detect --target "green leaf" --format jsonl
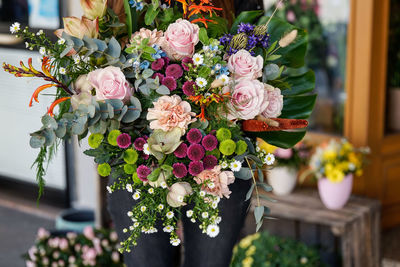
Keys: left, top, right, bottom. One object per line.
{"left": 206, "top": 16, "right": 228, "bottom": 38}
{"left": 245, "top": 130, "right": 306, "bottom": 149}
{"left": 230, "top": 10, "right": 264, "bottom": 34}
{"left": 199, "top": 28, "right": 209, "bottom": 45}
{"left": 123, "top": 0, "right": 132, "bottom": 36}
{"left": 147, "top": 168, "right": 161, "bottom": 182}
{"left": 143, "top": 46, "right": 157, "bottom": 54}
{"left": 281, "top": 70, "right": 315, "bottom": 96}
{"left": 246, "top": 183, "right": 255, "bottom": 201}
{"left": 266, "top": 54, "right": 281, "bottom": 61}
{"left": 145, "top": 5, "right": 160, "bottom": 26}
{"left": 280, "top": 94, "right": 317, "bottom": 119}
{"left": 254, "top": 206, "right": 265, "bottom": 223}
{"left": 41, "top": 115, "right": 58, "bottom": 129}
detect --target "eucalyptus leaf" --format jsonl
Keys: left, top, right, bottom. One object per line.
{"left": 142, "top": 69, "right": 154, "bottom": 79}
{"left": 41, "top": 115, "right": 58, "bottom": 130}
{"left": 254, "top": 206, "right": 265, "bottom": 223}
{"left": 263, "top": 64, "right": 280, "bottom": 81}
{"left": 235, "top": 167, "right": 253, "bottom": 180}
{"left": 30, "top": 134, "right": 46, "bottom": 148}
{"left": 245, "top": 183, "right": 255, "bottom": 201}
{"left": 156, "top": 85, "right": 170, "bottom": 95}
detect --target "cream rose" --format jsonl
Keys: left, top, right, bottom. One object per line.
{"left": 161, "top": 19, "right": 199, "bottom": 61}
{"left": 228, "top": 49, "right": 263, "bottom": 81}
{"left": 87, "top": 66, "right": 132, "bottom": 102}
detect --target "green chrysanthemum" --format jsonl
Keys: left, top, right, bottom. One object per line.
{"left": 124, "top": 164, "right": 136, "bottom": 175}
{"left": 88, "top": 133, "right": 104, "bottom": 149}
{"left": 219, "top": 139, "right": 236, "bottom": 156}
{"left": 108, "top": 130, "right": 121, "bottom": 146}
{"left": 235, "top": 140, "right": 248, "bottom": 155}
{"left": 97, "top": 163, "right": 111, "bottom": 177}
{"left": 132, "top": 172, "right": 142, "bottom": 184}
{"left": 124, "top": 149, "right": 139, "bottom": 164}
{"left": 216, "top": 128, "right": 232, "bottom": 142}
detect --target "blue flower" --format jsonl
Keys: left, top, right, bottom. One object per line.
{"left": 140, "top": 60, "right": 150, "bottom": 70}
{"left": 129, "top": 0, "right": 144, "bottom": 11}
{"left": 150, "top": 44, "right": 167, "bottom": 59}
{"left": 219, "top": 66, "right": 229, "bottom": 76}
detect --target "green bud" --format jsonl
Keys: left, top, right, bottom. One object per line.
{"left": 88, "top": 133, "right": 104, "bottom": 149}
{"left": 98, "top": 163, "right": 111, "bottom": 177}
{"left": 124, "top": 164, "right": 137, "bottom": 175}
{"left": 235, "top": 140, "right": 248, "bottom": 155}
{"left": 108, "top": 130, "right": 121, "bottom": 146}
{"left": 216, "top": 128, "right": 232, "bottom": 142}
{"left": 219, "top": 139, "right": 236, "bottom": 156}
{"left": 132, "top": 172, "right": 142, "bottom": 184}
{"left": 124, "top": 149, "right": 139, "bottom": 164}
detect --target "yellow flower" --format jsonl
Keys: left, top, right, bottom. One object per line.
{"left": 327, "top": 169, "right": 345, "bottom": 183}
{"left": 242, "top": 257, "right": 254, "bottom": 267}
{"left": 348, "top": 152, "right": 361, "bottom": 166}
{"left": 338, "top": 162, "right": 350, "bottom": 172}
{"left": 257, "top": 139, "right": 277, "bottom": 154}
{"left": 356, "top": 169, "right": 363, "bottom": 176}
{"left": 323, "top": 150, "right": 337, "bottom": 161}
{"left": 239, "top": 236, "right": 253, "bottom": 249}
{"left": 245, "top": 245, "right": 257, "bottom": 257}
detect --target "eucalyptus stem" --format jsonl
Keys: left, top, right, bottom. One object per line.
{"left": 245, "top": 157, "right": 260, "bottom": 207}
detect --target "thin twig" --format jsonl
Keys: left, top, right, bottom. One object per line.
{"left": 265, "top": 0, "right": 284, "bottom": 28}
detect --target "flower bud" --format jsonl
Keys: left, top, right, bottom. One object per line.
{"left": 279, "top": 29, "right": 298, "bottom": 48}
{"left": 230, "top": 33, "right": 248, "bottom": 50}
{"left": 80, "top": 0, "right": 107, "bottom": 20}
{"left": 253, "top": 24, "right": 268, "bottom": 36}
{"left": 167, "top": 182, "right": 193, "bottom": 207}
{"left": 61, "top": 16, "right": 99, "bottom": 39}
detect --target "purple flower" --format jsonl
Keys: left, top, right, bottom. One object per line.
{"left": 187, "top": 144, "right": 205, "bottom": 161}
{"left": 117, "top": 133, "right": 131, "bottom": 149}
{"left": 187, "top": 128, "right": 202, "bottom": 144}
{"left": 134, "top": 137, "right": 146, "bottom": 151}
{"left": 201, "top": 134, "right": 218, "bottom": 151}
{"left": 151, "top": 58, "right": 165, "bottom": 71}
{"left": 237, "top": 23, "right": 255, "bottom": 34}
{"left": 162, "top": 57, "right": 170, "bottom": 66}
{"left": 174, "top": 143, "right": 188, "bottom": 158}
{"left": 247, "top": 34, "right": 258, "bottom": 50}
{"left": 165, "top": 64, "right": 183, "bottom": 79}
{"left": 173, "top": 163, "right": 188, "bottom": 178}
{"left": 162, "top": 76, "right": 177, "bottom": 91}
{"left": 182, "top": 81, "right": 195, "bottom": 96}
{"left": 260, "top": 34, "right": 270, "bottom": 48}
{"left": 182, "top": 57, "right": 193, "bottom": 71}
{"left": 142, "top": 153, "right": 149, "bottom": 160}
{"left": 137, "top": 165, "right": 151, "bottom": 181}
{"left": 203, "top": 155, "right": 217, "bottom": 170}
{"left": 219, "top": 34, "right": 233, "bottom": 46}
{"left": 227, "top": 47, "right": 238, "bottom": 56}
{"left": 188, "top": 161, "right": 204, "bottom": 176}
{"left": 153, "top": 73, "right": 165, "bottom": 83}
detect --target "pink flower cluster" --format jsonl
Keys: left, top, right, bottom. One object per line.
{"left": 151, "top": 57, "right": 184, "bottom": 91}
{"left": 172, "top": 129, "right": 219, "bottom": 178}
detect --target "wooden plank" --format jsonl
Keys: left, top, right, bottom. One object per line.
{"left": 341, "top": 225, "right": 353, "bottom": 267}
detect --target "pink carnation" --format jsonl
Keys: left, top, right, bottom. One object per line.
{"left": 166, "top": 64, "right": 183, "bottom": 79}
{"left": 182, "top": 57, "right": 193, "bottom": 71}
{"left": 174, "top": 143, "right": 188, "bottom": 158}
{"left": 227, "top": 49, "right": 263, "bottom": 81}
{"left": 162, "top": 76, "right": 177, "bottom": 91}
{"left": 147, "top": 95, "right": 196, "bottom": 132}
{"left": 262, "top": 84, "right": 284, "bottom": 118}
{"left": 194, "top": 166, "right": 235, "bottom": 198}
{"left": 161, "top": 19, "right": 199, "bottom": 61}
{"left": 182, "top": 81, "right": 195, "bottom": 96}
{"left": 116, "top": 133, "right": 131, "bottom": 149}
{"left": 151, "top": 58, "right": 165, "bottom": 71}
{"left": 133, "top": 137, "right": 146, "bottom": 151}
{"left": 187, "top": 144, "right": 205, "bottom": 161}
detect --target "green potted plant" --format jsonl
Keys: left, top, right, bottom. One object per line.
{"left": 387, "top": 0, "right": 400, "bottom": 131}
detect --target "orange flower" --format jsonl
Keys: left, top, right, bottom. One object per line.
{"left": 47, "top": 97, "right": 71, "bottom": 117}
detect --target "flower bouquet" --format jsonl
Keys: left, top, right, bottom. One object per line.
{"left": 4, "top": 0, "right": 316, "bottom": 252}
{"left": 305, "top": 139, "right": 369, "bottom": 209}
{"left": 24, "top": 227, "right": 122, "bottom": 267}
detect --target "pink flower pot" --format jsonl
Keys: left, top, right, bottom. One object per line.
{"left": 318, "top": 174, "right": 353, "bottom": 210}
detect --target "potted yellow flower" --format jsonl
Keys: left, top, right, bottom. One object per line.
{"left": 306, "top": 139, "right": 369, "bottom": 210}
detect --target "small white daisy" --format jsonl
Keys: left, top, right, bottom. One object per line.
{"left": 177, "top": 195, "right": 184, "bottom": 202}
{"left": 163, "top": 225, "right": 174, "bottom": 233}
{"left": 196, "top": 77, "right": 207, "bottom": 88}
{"left": 230, "top": 160, "right": 242, "bottom": 172}
{"left": 218, "top": 74, "right": 230, "bottom": 85}
{"left": 160, "top": 181, "right": 168, "bottom": 189}
{"left": 215, "top": 216, "right": 222, "bottom": 224}
{"left": 129, "top": 226, "right": 134, "bottom": 230}
{"left": 214, "top": 63, "right": 222, "bottom": 70}
{"left": 126, "top": 184, "right": 133, "bottom": 193}
{"left": 221, "top": 162, "right": 228, "bottom": 169}
{"left": 211, "top": 202, "right": 218, "bottom": 209}
{"left": 186, "top": 210, "right": 193, "bottom": 218}
{"left": 158, "top": 204, "right": 164, "bottom": 210}
{"left": 36, "top": 30, "right": 44, "bottom": 36}
{"left": 39, "top": 47, "right": 46, "bottom": 56}
{"left": 73, "top": 55, "right": 81, "bottom": 64}
{"left": 133, "top": 222, "right": 139, "bottom": 228}
{"left": 259, "top": 152, "right": 264, "bottom": 157}
{"left": 256, "top": 146, "right": 261, "bottom": 152}
{"left": 143, "top": 144, "right": 151, "bottom": 155}
{"left": 132, "top": 191, "right": 141, "bottom": 200}
{"left": 201, "top": 212, "right": 209, "bottom": 219}
{"left": 214, "top": 197, "right": 221, "bottom": 204}
{"left": 106, "top": 186, "right": 112, "bottom": 194}
{"left": 191, "top": 218, "right": 196, "bottom": 223}
{"left": 10, "top": 22, "right": 20, "bottom": 34}
{"left": 200, "top": 191, "right": 206, "bottom": 197}
{"left": 140, "top": 206, "right": 147, "bottom": 212}
{"left": 264, "top": 153, "right": 275, "bottom": 165}
{"left": 208, "top": 182, "right": 215, "bottom": 189}
{"left": 123, "top": 228, "right": 128, "bottom": 233}
{"left": 166, "top": 211, "right": 174, "bottom": 219}
{"left": 127, "top": 211, "right": 133, "bottom": 217}
{"left": 59, "top": 67, "right": 66, "bottom": 75}
{"left": 170, "top": 238, "right": 181, "bottom": 246}
{"left": 148, "top": 188, "right": 154, "bottom": 194}
{"left": 25, "top": 42, "right": 29, "bottom": 48}
{"left": 192, "top": 53, "right": 204, "bottom": 65}
{"left": 58, "top": 38, "right": 66, "bottom": 45}
{"left": 207, "top": 224, "right": 220, "bottom": 238}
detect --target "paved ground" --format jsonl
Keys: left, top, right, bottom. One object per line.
{"left": 0, "top": 205, "right": 54, "bottom": 267}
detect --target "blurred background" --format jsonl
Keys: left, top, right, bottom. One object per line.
{"left": 0, "top": 0, "right": 399, "bottom": 266}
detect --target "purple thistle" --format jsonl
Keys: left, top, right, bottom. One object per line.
{"left": 173, "top": 163, "right": 188, "bottom": 178}
{"left": 201, "top": 134, "right": 218, "bottom": 151}
{"left": 203, "top": 155, "right": 218, "bottom": 170}
{"left": 116, "top": 133, "right": 132, "bottom": 149}
{"left": 137, "top": 165, "right": 151, "bottom": 181}
{"left": 187, "top": 144, "right": 205, "bottom": 161}
{"left": 174, "top": 143, "right": 188, "bottom": 158}
{"left": 188, "top": 161, "right": 204, "bottom": 176}
{"left": 186, "top": 128, "right": 203, "bottom": 144}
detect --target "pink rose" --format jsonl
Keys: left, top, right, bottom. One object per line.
{"left": 131, "top": 28, "right": 163, "bottom": 46}
{"left": 262, "top": 84, "right": 283, "bottom": 118}
{"left": 161, "top": 19, "right": 199, "bottom": 61}
{"left": 194, "top": 166, "right": 235, "bottom": 199}
{"left": 226, "top": 79, "right": 269, "bottom": 120}
{"left": 274, "top": 148, "right": 293, "bottom": 159}
{"left": 227, "top": 49, "right": 263, "bottom": 81}
{"left": 87, "top": 66, "right": 132, "bottom": 102}
{"left": 147, "top": 95, "right": 196, "bottom": 132}
{"left": 83, "top": 226, "right": 95, "bottom": 240}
